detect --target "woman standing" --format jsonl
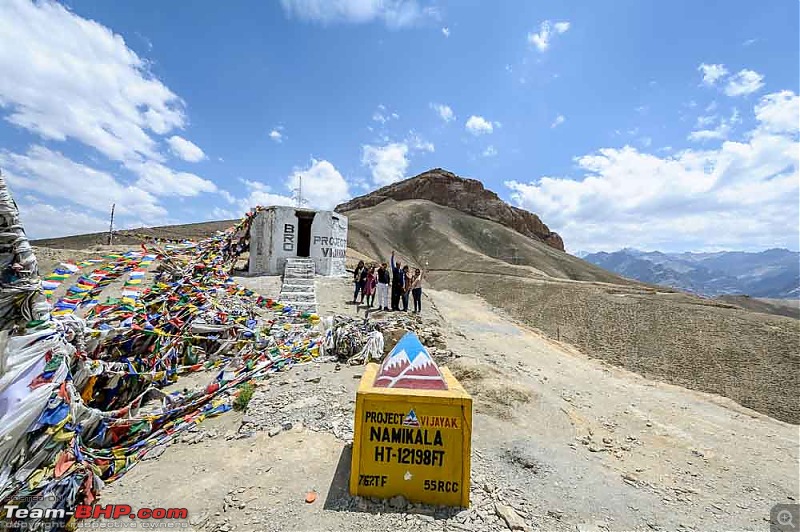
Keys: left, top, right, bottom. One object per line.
{"left": 364, "top": 265, "right": 377, "bottom": 307}
{"left": 353, "top": 260, "right": 365, "bottom": 304}
{"left": 410, "top": 268, "right": 424, "bottom": 313}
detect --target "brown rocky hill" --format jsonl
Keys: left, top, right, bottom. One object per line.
{"left": 336, "top": 168, "right": 565, "bottom": 251}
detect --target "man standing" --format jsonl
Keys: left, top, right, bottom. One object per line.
{"left": 377, "top": 262, "right": 390, "bottom": 311}
{"left": 390, "top": 251, "right": 405, "bottom": 311}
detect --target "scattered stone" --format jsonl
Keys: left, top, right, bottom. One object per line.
{"left": 189, "top": 511, "right": 209, "bottom": 527}
{"left": 268, "top": 426, "right": 282, "bottom": 437}
{"left": 506, "top": 444, "right": 543, "bottom": 472}
{"left": 388, "top": 495, "right": 407, "bottom": 509}
{"left": 281, "top": 421, "right": 293, "bottom": 431}
{"left": 305, "top": 491, "right": 317, "bottom": 504}
{"left": 622, "top": 472, "right": 639, "bottom": 482}
{"left": 305, "top": 376, "right": 322, "bottom": 384}
{"left": 495, "top": 503, "right": 527, "bottom": 531}
{"left": 143, "top": 445, "right": 166, "bottom": 460}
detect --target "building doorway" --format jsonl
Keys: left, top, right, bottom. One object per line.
{"left": 295, "top": 211, "right": 315, "bottom": 257}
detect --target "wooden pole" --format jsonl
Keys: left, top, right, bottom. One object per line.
{"left": 108, "top": 203, "right": 115, "bottom": 245}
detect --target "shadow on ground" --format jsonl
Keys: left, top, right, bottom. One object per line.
{"left": 323, "top": 444, "right": 462, "bottom": 522}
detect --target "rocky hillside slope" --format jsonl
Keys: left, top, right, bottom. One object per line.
{"left": 336, "top": 168, "right": 565, "bottom": 251}
{"left": 345, "top": 198, "right": 628, "bottom": 285}
{"left": 344, "top": 199, "right": 800, "bottom": 424}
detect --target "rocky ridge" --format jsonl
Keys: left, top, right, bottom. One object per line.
{"left": 335, "top": 168, "right": 565, "bottom": 252}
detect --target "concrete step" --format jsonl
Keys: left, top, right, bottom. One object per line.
{"left": 280, "top": 284, "right": 316, "bottom": 293}
{"left": 281, "top": 304, "right": 317, "bottom": 313}
{"left": 283, "top": 268, "right": 314, "bottom": 277}
{"left": 279, "top": 293, "right": 316, "bottom": 303}
{"left": 285, "top": 270, "right": 314, "bottom": 278}
{"left": 279, "top": 298, "right": 317, "bottom": 307}
{"left": 284, "top": 278, "right": 315, "bottom": 287}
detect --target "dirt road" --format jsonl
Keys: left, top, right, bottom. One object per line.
{"left": 96, "top": 277, "right": 799, "bottom": 531}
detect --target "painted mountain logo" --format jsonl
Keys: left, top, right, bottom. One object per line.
{"left": 373, "top": 332, "right": 448, "bottom": 390}
{"left": 402, "top": 409, "right": 420, "bottom": 427}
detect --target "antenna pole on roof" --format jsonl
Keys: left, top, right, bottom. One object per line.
{"left": 107, "top": 203, "right": 115, "bottom": 245}
{"left": 297, "top": 175, "right": 303, "bottom": 207}
{"left": 293, "top": 175, "right": 307, "bottom": 207}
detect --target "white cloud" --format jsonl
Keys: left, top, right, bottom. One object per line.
{"left": 688, "top": 127, "right": 729, "bottom": 142}
{"left": 219, "top": 189, "right": 237, "bottom": 204}
{"left": 483, "top": 145, "right": 497, "bottom": 157}
{"left": 743, "top": 38, "right": 758, "bottom": 47}
{"left": 407, "top": 131, "right": 435, "bottom": 153}
{"left": 698, "top": 63, "right": 728, "bottom": 86}
{"left": 280, "top": 0, "right": 436, "bottom": 28}
{"left": 269, "top": 128, "right": 284, "bottom": 143}
{"left": 167, "top": 135, "right": 206, "bottom": 162}
{"left": 0, "top": 0, "right": 219, "bottom": 227}
{"left": 286, "top": 159, "right": 351, "bottom": 210}
{"left": 211, "top": 207, "right": 239, "bottom": 221}
{"left": 687, "top": 108, "right": 743, "bottom": 142}
{"left": 551, "top": 115, "right": 565, "bottom": 128}
{"left": 696, "top": 115, "right": 717, "bottom": 128}
{"left": 372, "top": 104, "right": 399, "bottom": 124}
{"left": 235, "top": 159, "right": 351, "bottom": 212}
{"left": 17, "top": 200, "right": 111, "bottom": 240}
{"left": 0, "top": 0, "right": 184, "bottom": 163}
{"left": 754, "top": 90, "right": 800, "bottom": 133}
{"left": 688, "top": 120, "right": 730, "bottom": 142}
{"left": 441, "top": 27, "right": 450, "bottom": 37}
{"left": 124, "top": 160, "right": 217, "bottom": 197}
{"left": 724, "top": 69, "right": 765, "bottom": 97}
{"left": 361, "top": 130, "right": 434, "bottom": 185}
{"left": 362, "top": 142, "right": 409, "bottom": 185}
{"left": 238, "top": 179, "right": 295, "bottom": 212}
{"left": 528, "top": 20, "right": 570, "bottom": 53}
{"left": 504, "top": 90, "right": 800, "bottom": 252}
{"left": 466, "top": 115, "right": 494, "bottom": 135}
{"left": 0, "top": 145, "right": 166, "bottom": 220}
{"left": 430, "top": 103, "right": 455, "bottom": 122}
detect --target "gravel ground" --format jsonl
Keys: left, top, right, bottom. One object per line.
{"left": 94, "top": 276, "right": 798, "bottom": 532}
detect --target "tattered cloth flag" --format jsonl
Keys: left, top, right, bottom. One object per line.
{"left": 373, "top": 332, "right": 448, "bottom": 390}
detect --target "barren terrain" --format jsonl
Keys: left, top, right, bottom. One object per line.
{"left": 92, "top": 275, "right": 798, "bottom": 532}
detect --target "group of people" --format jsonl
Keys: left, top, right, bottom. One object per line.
{"left": 352, "top": 251, "right": 425, "bottom": 313}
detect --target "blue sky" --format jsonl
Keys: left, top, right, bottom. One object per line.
{"left": 0, "top": 0, "right": 797, "bottom": 252}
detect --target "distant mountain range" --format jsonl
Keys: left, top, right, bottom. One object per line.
{"left": 583, "top": 248, "right": 800, "bottom": 299}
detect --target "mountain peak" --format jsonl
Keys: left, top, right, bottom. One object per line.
{"left": 336, "top": 168, "right": 565, "bottom": 251}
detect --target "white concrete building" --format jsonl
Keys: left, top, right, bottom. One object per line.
{"left": 248, "top": 206, "right": 348, "bottom": 276}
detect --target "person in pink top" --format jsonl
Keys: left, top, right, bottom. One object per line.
{"left": 363, "top": 265, "right": 378, "bottom": 307}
